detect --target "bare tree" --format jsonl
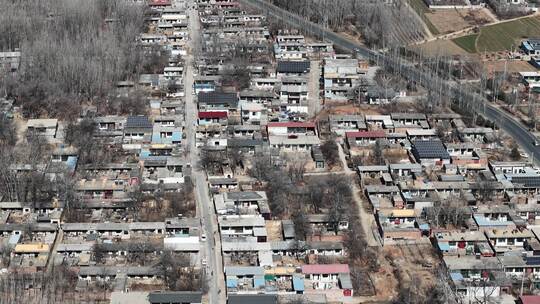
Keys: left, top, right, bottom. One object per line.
{"left": 291, "top": 210, "right": 310, "bottom": 241}
{"left": 320, "top": 140, "right": 339, "bottom": 167}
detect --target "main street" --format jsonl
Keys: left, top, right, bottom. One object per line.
{"left": 240, "top": 0, "right": 540, "bottom": 166}
{"left": 184, "top": 2, "right": 226, "bottom": 303}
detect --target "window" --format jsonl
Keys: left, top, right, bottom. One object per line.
{"left": 160, "top": 132, "right": 173, "bottom": 138}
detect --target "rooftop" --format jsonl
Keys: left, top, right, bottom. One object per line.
{"left": 412, "top": 139, "right": 450, "bottom": 160}
{"left": 276, "top": 60, "right": 310, "bottom": 74}
{"left": 148, "top": 291, "right": 203, "bottom": 304}
{"left": 125, "top": 116, "right": 153, "bottom": 129}
{"left": 301, "top": 264, "right": 350, "bottom": 274}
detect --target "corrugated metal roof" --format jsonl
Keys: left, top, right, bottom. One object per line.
{"left": 198, "top": 111, "right": 228, "bottom": 119}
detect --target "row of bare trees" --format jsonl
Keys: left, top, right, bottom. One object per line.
{"left": 0, "top": 265, "right": 77, "bottom": 304}
{"left": 0, "top": 0, "right": 151, "bottom": 118}
{"left": 269, "top": 0, "right": 427, "bottom": 47}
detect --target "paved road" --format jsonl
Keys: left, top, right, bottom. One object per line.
{"left": 184, "top": 3, "right": 226, "bottom": 303}
{"left": 240, "top": 0, "right": 540, "bottom": 166}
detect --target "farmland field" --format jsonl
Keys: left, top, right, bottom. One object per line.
{"left": 425, "top": 8, "right": 492, "bottom": 34}
{"left": 413, "top": 39, "right": 472, "bottom": 56}
{"left": 408, "top": 0, "right": 440, "bottom": 35}
{"left": 453, "top": 34, "right": 478, "bottom": 53}
{"left": 453, "top": 15, "right": 540, "bottom": 53}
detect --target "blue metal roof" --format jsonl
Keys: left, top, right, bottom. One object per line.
{"left": 8, "top": 234, "right": 20, "bottom": 245}
{"left": 438, "top": 242, "right": 451, "bottom": 251}
{"left": 450, "top": 272, "right": 464, "bottom": 282}
{"left": 226, "top": 278, "right": 238, "bottom": 288}
{"left": 526, "top": 256, "right": 540, "bottom": 266}
{"left": 254, "top": 276, "right": 265, "bottom": 288}
{"left": 419, "top": 223, "right": 430, "bottom": 230}
{"left": 292, "top": 276, "right": 304, "bottom": 291}
{"left": 473, "top": 215, "right": 512, "bottom": 227}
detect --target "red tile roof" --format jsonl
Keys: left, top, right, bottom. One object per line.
{"left": 198, "top": 111, "right": 228, "bottom": 119}
{"left": 345, "top": 130, "right": 386, "bottom": 138}
{"left": 520, "top": 296, "right": 540, "bottom": 304}
{"left": 301, "top": 264, "right": 350, "bottom": 274}
{"left": 267, "top": 122, "right": 316, "bottom": 128}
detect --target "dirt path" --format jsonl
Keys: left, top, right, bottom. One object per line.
{"left": 303, "top": 144, "right": 381, "bottom": 247}
{"left": 308, "top": 60, "right": 321, "bottom": 118}
{"left": 337, "top": 144, "right": 380, "bottom": 247}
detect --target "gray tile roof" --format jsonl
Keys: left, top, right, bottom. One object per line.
{"left": 277, "top": 60, "right": 310, "bottom": 74}
{"left": 227, "top": 294, "right": 278, "bottom": 304}
{"left": 198, "top": 92, "right": 238, "bottom": 107}
{"left": 412, "top": 139, "right": 450, "bottom": 160}
{"left": 125, "top": 116, "right": 153, "bottom": 129}
{"left": 148, "top": 291, "right": 203, "bottom": 304}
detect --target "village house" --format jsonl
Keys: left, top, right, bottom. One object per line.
{"left": 0, "top": 51, "right": 21, "bottom": 72}
{"left": 163, "top": 66, "right": 184, "bottom": 81}
{"left": 198, "top": 111, "right": 228, "bottom": 126}
{"left": 228, "top": 125, "right": 262, "bottom": 138}
{"left": 240, "top": 102, "right": 265, "bottom": 124}
{"left": 274, "top": 40, "right": 307, "bottom": 61}
{"left": 459, "top": 127, "right": 494, "bottom": 143}
{"left": 365, "top": 86, "right": 396, "bottom": 104}
{"left": 410, "top": 139, "right": 451, "bottom": 165}
{"left": 522, "top": 38, "right": 540, "bottom": 57}
{"left": 198, "top": 92, "right": 239, "bottom": 113}
{"left": 219, "top": 215, "right": 267, "bottom": 240}
{"left": 225, "top": 266, "right": 266, "bottom": 294}
{"left": 473, "top": 206, "right": 517, "bottom": 230}
{"left": 306, "top": 214, "right": 349, "bottom": 235}
{"left": 62, "top": 222, "right": 166, "bottom": 239}
{"left": 209, "top": 177, "right": 239, "bottom": 191}
{"left": 151, "top": 125, "right": 182, "bottom": 145}
{"left": 26, "top": 119, "right": 58, "bottom": 139}
{"left": 76, "top": 179, "right": 129, "bottom": 201}
{"left": 391, "top": 113, "right": 428, "bottom": 127}
{"left": 214, "top": 191, "right": 270, "bottom": 219}
{"left": 346, "top": 130, "right": 386, "bottom": 147}
{"left": 434, "top": 230, "right": 494, "bottom": 257}
{"left": 147, "top": 291, "right": 203, "bottom": 304}
{"left": 267, "top": 121, "right": 320, "bottom": 152}
{"left": 301, "top": 264, "right": 353, "bottom": 297}
{"left": 279, "top": 77, "right": 309, "bottom": 113}
{"left": 250, "top": 78, "right": 279, "bottom": 91}
{"left": 194, "top": 75, "right": 221, "bottom": 94}
{"left": 485, "top": 228, "right": 533, "bottom": 253}
{"left": 276, "top": 61, "right": 310, "bottom": 77}
{"left": 323, "top": 59, "right": 360, "bottom": 101}
{"left": 239, "top": 90, "right": 276, "bottom": 105}
{"left": 444, "top": 256, "right": 503, "bottom": 302}
{"left": 376, "top": 208, "right": 423, "bottom": 244}
{"left": 520, "top": 71, "right": 540, "bottom": 92}
{"left": 328, "top": 114, "right": 367, "bottom": 136}
{"left": 95, "top": 115, "right": 126, "bottom": 133}
{"left": 123, "top": 116, "right": 154, "bottom": 144}
{"left": 365, "top": 114, "right": 394, "bottom": 130}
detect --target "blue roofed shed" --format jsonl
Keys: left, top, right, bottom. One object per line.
{"left": 292, "top": 276, "right": 304, "bottom": 292}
